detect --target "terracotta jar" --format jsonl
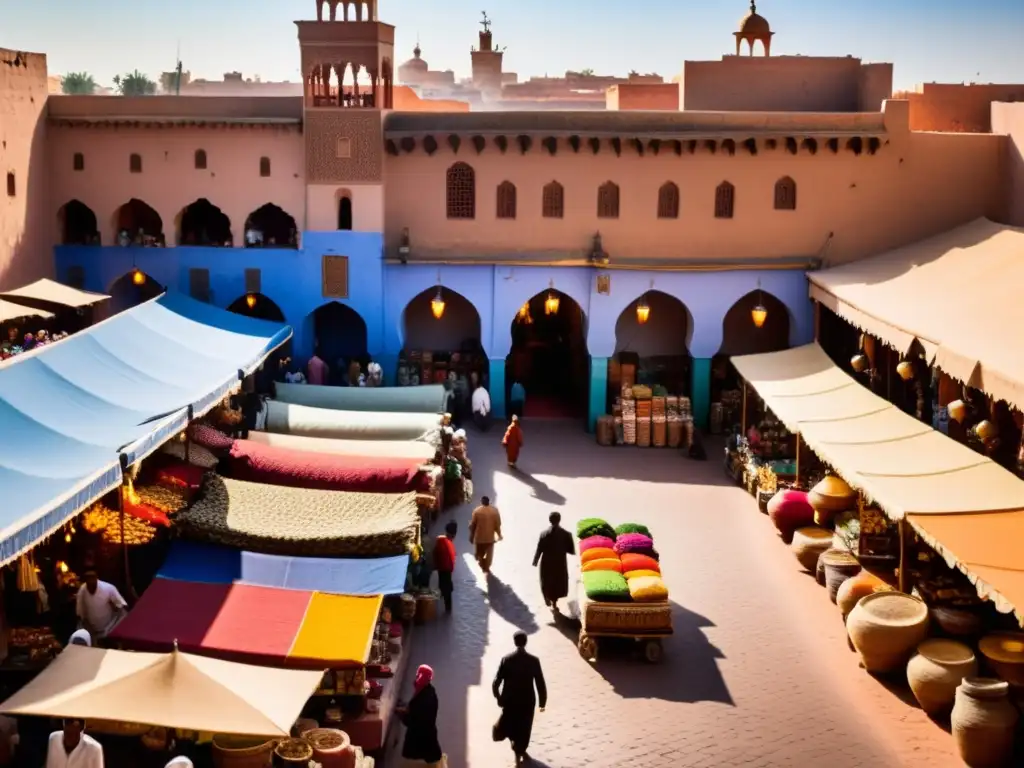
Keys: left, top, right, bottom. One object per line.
{"left": 847, "top": 591, "right": 929, "bottom": 673}
{"left": 978, "top": 632, "right": 1024, "bottom": 688}
{"left": 951, "top": 677, "right": 1019, "bottom": 768}
{"left": 767, "top": 489, "right": 815, "bottom": 544}
{"left": 821, "top": 550, "right": 860, "bottom": 604}
{"left": 907, "top": 639, "right": 978, "bottom": 715}
{"left": 301, "top": 728, "right": 356, "bottom": 768}
{"left": 836, "top": 569, "right": 890, "bottom": 618}
{"left": 931, "top": 606, "right": 982, "bottom": 639}
{"left": 791, "top": 527, "right": 834, "bottom": 572}
{"left": 808, "top": 475, "right": 857, "bottom": 527}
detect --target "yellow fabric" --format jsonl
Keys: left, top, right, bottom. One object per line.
{"left": 580, "top": 547, "right": 617, "bottom": 564}
{"left": 808, "top": 218, "right": 1024, "bottom": 412}
{"left": 581, "top": 558, "right": 623, "bottom": 573}
{"left": 624, "top": 569, "right": 661, "bottom": 580}
{"left": 289, "top": 592, "right": 382, "bottom": 666}
{"left": 628, "top": 576, "right": 669, "bottom": 602}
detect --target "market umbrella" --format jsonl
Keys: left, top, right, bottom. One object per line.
{"left": 0, "top": 643, "right": 323, "bottom": 736}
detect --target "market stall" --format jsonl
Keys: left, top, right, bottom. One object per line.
{"left": 596, "top": 386, "right": 694, "bottom": 449}
{"left": 262, "top": 401, "right": 444, "bottom": 444}
{"left": 275, "top": 381, "right": 448, "bottom": 413}
{"left": 178, "top": 476, "right": 420, "bottom": 557}
{"left": 245, "top": 431, "right": 438, "bottom": 461}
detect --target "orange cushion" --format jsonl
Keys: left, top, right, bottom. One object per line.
{"left": 580, "top": 547, "right": 617, "bottom": 564}
{"left": 582, "top": 558, "right": 623, "bottom": 573}
{"left": 624, "top": 569, "right": 661, "bottom": 580}
{"left": 621, "top": 553, "right": 660, "bottom": 574}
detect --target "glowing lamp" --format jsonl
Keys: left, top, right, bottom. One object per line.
{"left": 896, "top": 360, "right": 915, "bottom": 381}
{"left": 58, "top": 561, "right": 69, "bottom": 574}
{"left": 946, "top": 399, "right": 967, "bottom": 424}
{"left": 636, "top": 299, "right": 650, "bottom": 325}
{"left": 850, "top": 354, "right": 868, "bottom": 373}
{"left": 245, "top": 293, "right": 257, "bottom": 309}
{"left": 751, "top": 304, "right": 767, "bottom": 328}
{"left": 974, "top": 419, "right": 998, "bottom": 443}
{"left": 544, "top": 291, "right": 560, "bottom": 316}
{"left": 517, "top": 303, "right": 529, "bottom": 321}
{"left": 430, "top": 288, "right": 446, "bottom": 319}
{"left": 132, "top": 268, "right": 146, "bottom": 286}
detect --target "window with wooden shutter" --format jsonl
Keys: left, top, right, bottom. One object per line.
{"left": 774, "top": 176, "right": 796, "bottom": 210}
{"left": 496, "top": 181, "right": 516, "bottom": 219}
{"left": 597, "top": 182, "right": 619, "bottom": 219}
{"left": 195, "top": 149, "right": 208, "bottom": 170}
{"left": 657, "top": 182, "right": 679, "bottom": 219}
{"left": 259, "top": 156, "right": 271, "bottom": 177}
{"left": 446, "top": 162, "right": 475, "bottom": 219}
{"left": 542, "top": 181, "right": 564, "bottom": 219}
{"left": 322, "top": 255, "right": 350, "bottom": 298}
{"left": 129, "top": 153, "right": 142, "bottom": 173}
{"left": 73, "top": 153, "right": 85, "bottom": 171}
{"left": 66, "top": 266, "right": 85, "bottom": 289}
{"left": 714, "top": 181, "right": 734, "bottom": 219}
{"left": 244, "top": 268, "right": 261, "bottom": 295}
{"left": 189, "top": 268, "right": 211, "bottom": 302}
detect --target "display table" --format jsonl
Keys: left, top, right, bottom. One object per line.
{"left": 339, "top": 630, "right": 413, "bottom": 754}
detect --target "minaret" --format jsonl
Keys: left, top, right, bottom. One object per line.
{"left": 471, "top": 11, "right": 504, "bottom": 94}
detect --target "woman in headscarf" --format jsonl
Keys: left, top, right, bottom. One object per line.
{"left": 396, "top": 664, "right": 443, "bottom": 765}
{"left": 502, "top": 415, "right": 524, "bottom": 469}
{"left": 165, "top": 758, "right": 193, "bottom": 768}
{"left": 68, "top": 629, "right": 92, "bottom": 647}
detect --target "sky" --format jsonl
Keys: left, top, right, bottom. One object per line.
{"left": 5, "top": 0, "right": 1024, "bottom": 92}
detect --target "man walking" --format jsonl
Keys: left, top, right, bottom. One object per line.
{"left": 493, "top": 631, "right": 547, "bottom": 765}
{"left": 469, "top": 495, "right": 502, "bottom": 574}
{"left": 471, "top": 383, "right": 492, "bottom": 431}
{"left": 533, "top": 511, "right": 575, "bottom": 613}
{"left": 433, "top": 520, "right": 458, "bottom": 613}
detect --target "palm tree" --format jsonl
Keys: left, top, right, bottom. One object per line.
{"left": 113, "top": 70, "right": 157, "bottom": 96}
{"left": 62, "top": 72, "right": 96, "bottom": 95}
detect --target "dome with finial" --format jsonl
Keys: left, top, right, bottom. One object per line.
{"left": 401, "top": 42, "right": 428, "bottom": 72}
{"left": 737, "top": 1, "right": 771, "bottom": 36}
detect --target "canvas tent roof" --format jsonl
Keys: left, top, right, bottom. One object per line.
{"left": 732, "top": 343, "right": 1024, "bottom": 622}
{"left": 808, "top": 218, "right": 1024, "bottom": 411}
{"left": 0, "top": 644, "right": 321, "bottom": 736}
{"left": 0, "top": 298, "right": 53, "bottom": 323}
{"left": 0, "top": 293, "right": 291, "bottom": 567}
{"left": 0, "top": 278, "right": 109, "bottom": 308}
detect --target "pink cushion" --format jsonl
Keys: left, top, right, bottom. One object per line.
{"left": 767, "top": 489, "right": 815, "bottom": 543}
{"left": 188, "top": 422, "right": 234, "bottom": 451}
{"left": 613, "top": 533, "right": 654, "bottom": 555}
{"left": 579, "top": 535, "right": 614, "bottom": 553}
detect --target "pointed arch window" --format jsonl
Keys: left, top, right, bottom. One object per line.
{"left": 542, "top": 181, "right": 564, "bottom": 219}
{"left": 597, "top": 181, "right": 619, "bottom": 219}
{"left": 657, "top": 181, "right": 679, "bottom": 219}
{"left": 129, "top": 153, "right": 142, "bottom": 173}
{"left": 496, "top": 181, "right": 517, "bottom": 219}
{"left": 714, "top": 181, "right": 734, "bottom": 219}
{"left": 446, "top": 162, "right": 475, "bottom": 219}
{"left": 194, "top": 149, "right": 208, "bottom": 170}
{"left": 259, "top": 156, "right": 271, "bottom": 177}
{"left": 774, "top": 176, "right": 796, "bottom": 210}
{"left": 73, "top": 152, "right": 85, "bottom": 171}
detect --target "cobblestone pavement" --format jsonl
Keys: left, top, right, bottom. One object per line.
{"left": 385, "top": 421, "right": 964, "bottom": 768}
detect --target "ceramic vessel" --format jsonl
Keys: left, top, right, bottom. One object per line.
{"left": 302, "top": 728, "right": 356, "bottom": 768}
{"left": 951, "top": 677, "right": 1018, "bottom": 768}
{"left": 847, "top": 592, "right": 929, "bottom": 673}
{"left": 808, "top": 475, "right": 857, "bottom": 514}
{"left": 791, "top": 527, "right": 834, "bottom": 572}
{"left": 822, "top": 550, "right": 860, "bottom": 604}
{"left": 907, "top": 639, "right": 978, "bottom": 715}
{"left": 931, "top": 606, "right": 982, "bottom": 638}
{"left": 978, "top": 632, "right": 1024, "bottom": 688}
{"left": 836, "top": 569, "right": 889, "bottom": 617}
{"left": 767, "top": 489, "right": 815, "bottom": 544}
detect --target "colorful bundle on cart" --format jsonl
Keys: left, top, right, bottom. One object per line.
{"left": 578, "top": 519, "right": 668, "bottom": 602}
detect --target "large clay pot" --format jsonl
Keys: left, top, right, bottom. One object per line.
{"left": 212, "top": 735, "right": 275, "bottom": 768}
{"left": 301, "top": 728, "right": 355, "bottom": 768}
{"left": 821, "top": 550, "right": 860, "bottom": 604}
{"left": 791, "top": 527, "right": 833, "bottom": 572}
{"left": 768, "top": 490, "right": 815, "bottom": 544}
{"left": 951, "top": 677, "right": 1019, "bottom": 768}
{"left": 907, "top": 639, "right": 978, "bottom": 715}
{"left": 836, "top": 569, "right": 890, "bottom": 618}
{"left": 847, "top": 591, "right": 929, "bottom": 673}
{"left": 931, "top": 606, "right": 982, "bottom": 639}
{"left": 978, "top": 632, "right": 1024, "bottom": 688}
{"left": 808, "top": 475, "right": 857, "bottom": 523}
{"left": 274, "top": 738, "right": 314, "bottom": 766}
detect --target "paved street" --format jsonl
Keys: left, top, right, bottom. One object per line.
{"left": 386, "top": 420, "right": 962, "bottom": 768}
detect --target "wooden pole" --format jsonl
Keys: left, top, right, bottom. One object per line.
{"left": 898, "top": 518, "right": 908, "bottom": 593}
{"left": 741, "top": 382, "right": 748, "bottom": 436}
{"left": 813, "top": 300, "right": 821, "bottom": 343}
{"left": 795, "top": 433, "right": 801, "bottom": 486}
{"left": 116, "top": 485, "right": 137, "bottom": 601}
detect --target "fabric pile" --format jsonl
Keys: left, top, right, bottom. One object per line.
{"left": 578, "top": 519, "right": 669, "bottom": 603}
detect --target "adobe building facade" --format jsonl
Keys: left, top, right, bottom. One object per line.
{"left": 2, "top": 2, "right": 1019, "bottom": 430}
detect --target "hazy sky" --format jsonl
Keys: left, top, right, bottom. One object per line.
{"left": 6, "top": 0, "right": 1024, "bottom": 91}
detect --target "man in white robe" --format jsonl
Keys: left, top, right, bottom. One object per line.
{"left": 75, "top": 571, "right": 127, "bottom": 642}
{"left": 45, "top": 719, "right": 104, "bottom": 768}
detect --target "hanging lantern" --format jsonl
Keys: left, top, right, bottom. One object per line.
{"left": 245, "top": 293, "right": 257, "bottom": 309}
{"left": 946, "top": 399, "right": 967, "bottom": 424}
{"left": 751, "top": 304, "right": 767, "bottom": 328}
{"left": 544, "top": 290, "right": 560, "bottom": 316}
{"left": 974, "top": 419, "right": 998, "bottom": 443}
{"left": 131, "top": 268, "right": 146, "bottom": 286}
{"left": 517, "top": 302, "right": 529, "bottom": 320}
{"left": 636, "top": 297, "right": 650, "bottom": 325}
{"left": 850, "top": 354, "right": 868, "bottom": 373}
{"left": 896, "top": 360, "right": 915, "bottom": 381}
{"left": 430, "top": 288, "right": 446, "bottom": 319}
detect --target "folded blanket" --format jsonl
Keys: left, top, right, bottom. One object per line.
{"left": 580, "top": 547, "right": 617, "bottom": 564}
{"left": 621, "top": 553, "right": 660, "bottom": 574}
{"left": 614, "top": 533, "right": 655, "bottom": 555}
{"left": 579, "top": 535, "right": 614, "bottom": 553}
{"left": 582, "top": 570, "right": 630, "bottom": 602}
{"left": 628, "top": 575, "right": 669, "bottom": 602}
{"left": 624, "top": 569, "right": 661, "bottom": 581}
{"left": 582, "top": 558, "right": 623, "bottom": 573}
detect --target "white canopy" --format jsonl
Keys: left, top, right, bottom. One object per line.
{"left": 0, "top": 278, "right": 110, "bottom": 308}
{"left": 0, "top": 298, "right": 53, "bottom": 323}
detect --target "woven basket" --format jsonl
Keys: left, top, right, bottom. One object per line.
{"left": 582, "top": 601, "right": 672, "bottom": 633}
{"left": 667, "top": 421, "right": 683, "bottom": 449}
{"left": 623, "top": 416, "right": 637, "bottom": 445}
{"left": 652, "top": 418, "right": 667, "bottom": 447}
{"left": 637, "top": 418, "right": 652, "bottom": 447}
{"left": 212, "top": 736, "right": 276, "bottom": 768}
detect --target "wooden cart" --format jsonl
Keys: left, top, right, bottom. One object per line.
{"left": 576, "top": 581, "right": 673, "bottom": 664}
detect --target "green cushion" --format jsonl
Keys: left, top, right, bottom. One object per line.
{"left": 613, "top": 523, "right": 652, "bottom": 538}
{"left": 582, "top": 570, "right": 630, "bottom": 602}
{"left": 577, "top": 517, "right": 615, "bottom": 540}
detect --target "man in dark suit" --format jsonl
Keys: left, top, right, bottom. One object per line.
{"left": 492, "top": 631, "right": 547, "bottom": 764}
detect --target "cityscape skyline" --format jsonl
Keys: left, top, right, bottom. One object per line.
{"left": 7, "top": 0, "right": 1024, "bottom": 92}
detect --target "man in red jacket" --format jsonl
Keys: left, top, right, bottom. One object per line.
{"left": 433, "top": 520, "right": 458, "bottom": 613}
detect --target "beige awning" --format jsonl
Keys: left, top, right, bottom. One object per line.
{"left": 734, "top": 343, "right": 1024, "bottom": 622}
{"left": 0, "top": 645, "right": 322, "bottom": 736}
{"left": 808, "top": 218, "right": 1024, "bottom": 410}
{"left": 0, "top": 278, "right": 110, "bottom": 308}
{"left": 0, "top": 299, "right": 53, "bottom": 323}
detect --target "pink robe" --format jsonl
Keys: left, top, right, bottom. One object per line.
{"left": 307, "top": 355, "right": 329, "bottom": 386}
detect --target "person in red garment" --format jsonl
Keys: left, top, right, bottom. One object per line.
{"left": 433, "top": 521, "right": 458, "bottom": 614}
{"left": 502, "top": 415, "right": 524, "bottom": 468}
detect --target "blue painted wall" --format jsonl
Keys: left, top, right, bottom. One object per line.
{"left": 56, "top": 239, "right": 814, "bottom": 426}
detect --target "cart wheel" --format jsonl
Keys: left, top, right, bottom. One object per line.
{"left": 578, "top": 633, "right": 598, "bottom": 662}
{"left": 643, "top": 639, "right": 664, "bottom": 664}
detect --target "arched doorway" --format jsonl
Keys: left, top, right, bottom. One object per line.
{"left": 243, "top": 204, "right": 298, "bottom": 248}
{"left": 400, "top": 286, "right": 484, "bottom": 389}
{"left": 508, "top": 289, "right": 588, "bottom": 419}
{"left": 612, "top": 290, "right": 692, "bottom": 413}
{"left": 58, "top": 200, "right": 99, "bottom": 245}
{"left": 227, "top": 293, "right": 290, "bottom": 392}
{"left": 312, "top": 302, "right": 369, "bottom": 385}
{"left": 113, "top": 199, "right": 164, "bottom": 246}
{"left": 713, "top": 290, "right": 791, "bottom": 431}
{"left": 108, "top": 271, "right": 163, "bottom": 315}
{"left": 338, "top": 196, "right": 353, "bottom": 231}
{"left": 178, "top": 199, "right": 232, "bottom": 246}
